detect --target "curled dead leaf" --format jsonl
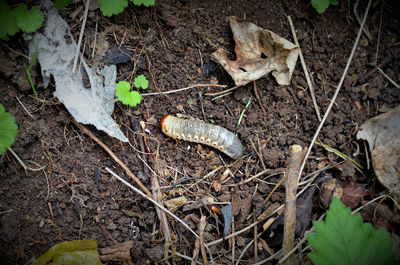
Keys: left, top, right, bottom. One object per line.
{"left": 212, "top": 16, "right": 299, "bottom": 86}
{"left": 357, "top": 106, "right": 400, "bottom": 204}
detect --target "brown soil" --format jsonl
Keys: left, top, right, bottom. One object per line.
{"left": 1, "top": 0, "right": 399, "bottom": 264}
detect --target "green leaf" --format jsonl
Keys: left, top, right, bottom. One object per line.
{"left": 131, "top": 0, "right": 155, "bottom": 7}
{"left": 13, "top": 4, "right": 43, "bottom": 33}
{"left": 0, "top": 104, "right": 18, "bottom": 155}
{"left": 98, "top": 0, "right": 128, "bottom": 17}
{"left": 330, "top": 0, "right": 339, "bottom": 6}
{"left": 0, "top": 2, "right": 19, "bottom": 40}
{"left": 307, "top": 197, "right": 395, "bottom": 265}
{"left": 55, "top": 0, "right": 72, "bottom": 10}
{"left": 116, "top": 81, "right": 142, "bottom": 107}
{"left": 134, "top": 74, "right": 149, "bottom": 89}
{"left": 311, "top": 0, "right": 330, "bottom": 14}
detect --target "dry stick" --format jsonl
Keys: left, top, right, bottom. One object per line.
{"left": 282, "top": 145, "right": 304, "bottom": 265}
{"left": 297, "top": 0, "right": 372, "bottom": 183}
{"left": 287, "top": 16, "right": 321, "bottom": 121}
{"left": 263, "top": 175, "right": 285, "bottom": 203}
{"left": 205, "top": 85, "right": 241, "bottom": 97}
{"left": 141, "top": 84, "right": 226, "bottom": 96}
{"left": 253, "top": 213, "right": 258, "bottom": 263}
{"left": 106, "top": 167, "right": 199, "bottom": 239}
{"left": 72, "top": 0, "right": 90, "bottom": 73}
{"left": 142, "top": 136, "right": 171, "bottom": 242}
{"left": 199, "top": 216, "right": 208, "bottom": 265}
{"left": 7, "top": 148, "right": 46, "bottom": 172}
{"left": 71, "top": 119, "right": 151, "bottom": 197}
{"left": 91, "top": 13, "right": 98, "bottom": 58}
{"left": 16, "top": 97, "right": 34, "bottom": 119}
{"left": 137, "top": 124, "right": 171, "bottom": 242}
{"left": 377, "top": 67, "right": 400, "bottom": 89}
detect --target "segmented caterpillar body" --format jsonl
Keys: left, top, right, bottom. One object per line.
{"left": 160, "top": 115, "right": 243, "bottom": 159}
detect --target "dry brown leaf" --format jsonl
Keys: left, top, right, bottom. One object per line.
{"left": 341, "top": 182, "right": 367, "bottom": 209}
{"left": 212, "top": 16, "right": 299, "bottom": 86}
{"left": 357, "top": 106, "right": 400, "bottom": 204}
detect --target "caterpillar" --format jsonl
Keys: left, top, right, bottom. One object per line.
{"left": 160, "top": 115, "right": 243, "bottom": 160}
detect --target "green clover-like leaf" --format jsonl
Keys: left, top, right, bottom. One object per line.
{"left": 330, "top": 0, "right": 339, "bottom": 6}
{"left": 307, "top": 197, "right": 395, "bottom": 265}
{"left": 131, "top": 0, "right": 155, "bottom": 7}
{"left": 0, "top": 104, "right": 18, "bottom": 155}
{"left": 13, "top": 4, "right": 43, "bottom": 33}
{"left": 98, "top": 0, "right": 128, "bottom": 17}
{"left": 311, "top": 0, "right": 330, "bottom": 14}
{"left": 116, "top": 81, "right": 142, "bottom": 107}
{"left": 0, "top": 2, "right": 19, "bottom": 40}
{"left": 134, "top": 74, "right": 149, "bottom": 89}
{"left": 54, "top": 0, "right": 72, "bottom": 10}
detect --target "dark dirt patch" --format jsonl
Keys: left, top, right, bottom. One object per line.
{"left": 1, "top": 0, "right": 400, "bottom": 264}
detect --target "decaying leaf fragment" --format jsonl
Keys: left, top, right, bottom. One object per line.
{"left": 212, "top": 16, "right": 299, "bottom": 86}
{"left": 357, "top": 106, "right": 400, "bottom": 203}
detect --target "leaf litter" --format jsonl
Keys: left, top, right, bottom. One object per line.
{"left": 357, "top": 106, "right": 400, "bottom": 204}
{"left": 29, "top": 2, "right": 127, "bottom": 142}
{"left": 212, "top": 16, "right": 299, "bottom": 86}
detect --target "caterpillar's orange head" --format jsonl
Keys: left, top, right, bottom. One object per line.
{"left": 160, "top": 115, "right": 169, "bottom": 131}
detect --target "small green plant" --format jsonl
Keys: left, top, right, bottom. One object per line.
{"left": 26, "top": 42, "right": 39, "bottom": 101}
{"left": 0, "top": 1, "right": 43, "bottom": 40}
{"left": 115, "top": 74, "right": 149, "bottom": 107}
{"left": 311, "top": 0, "right": 339, "bottom": 14}
{"left": 307, "top": 197, "right": 395, "bottom": 265}
{"left": 98, "top": 0, "right": 155, "bottom": 17}
{"left": 0, "top": 104, "right": 18, "bottom": 155}
{"left": 54, "top": 0, "right": 71, "bottom": 10}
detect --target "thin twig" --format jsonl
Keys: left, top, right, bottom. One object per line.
{"left": 297, "top": 0, "right": 372, "bottom": 183}
{"left": 263, "top": 175, "right": 285, "bottom": 203}
{"left": 287, "top": 16, "right": 321, "bottom": 121}
{"left": 199, "top": 216, "right": 208, "bottom": 265}
{"left": 141, "top": 84, "right": 226, "bottom": 96}
{"left": 7, "top": 148, "right": 46, "bottom": 172}
{"left": 91, "top": 13, "right": 98, "bottom": 58}
{"left": 106, "top": 167, "right": 199, "bottom": 239}
{"left": 205, "top": 85, "right": 240, "bottom": 97}
{"left": 16, "top": 97, "right": 34, "bottom": 119}
{"left": 28, "top": 160, "right": 50, "bottom": 201}
{"left": 374, "top": 1, "right": 383, "bottom": 66}
{"left": 377, "top": 67, "right": 400, "bottom": 89}
{"left": 142, "top": 131, "right": 171, "bottom": 242}
{"left": 72, "top": 119, "right": 151, "bottom": 197}
{"left": 72, "top": 0, "right": 90, "bottom": 73}
{"left": 228, "top": 169, "right": 270, "bottom": 186}
{"left": 253, "top": 213, "right": 258, "bottom": 262}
